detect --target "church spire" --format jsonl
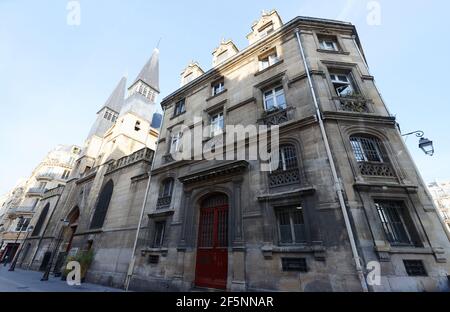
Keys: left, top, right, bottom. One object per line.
{"left": 130, "top": 48, "right": 160, "bottom": 94}
{"left": 100, "top": 76, "right": 127, "bottom": 113}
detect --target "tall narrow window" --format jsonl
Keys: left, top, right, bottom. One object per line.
{"left": 276, "top": 206, "right": 306, "bottom": 244}
{"left": 152, "top": 221, "right": 166, "bottom": 248}
{"left": 173, "top": 98, "right": 186, "bottom": 117}
{"left": 90, "top": 180, "right": 114, "bottom": 229}
{"left": 170, "top": 132, "right": 182, "bottom": 154}
{"left": 263, "top": 86, "right": 286, "bottom": 111}
{"left": 210, "top": 112, "right": 224, "bottom": 137}
{"left": 269, "top": 144, "right": 301, "bottom": 187}
{"left": 157, "top": 178, "right": 174, "bottom": 208}
{"left": 32, "top": 203, "right": 50, "bottom": 236}
{"left": 375, "top": 200, "right": 417, "bottom": 246}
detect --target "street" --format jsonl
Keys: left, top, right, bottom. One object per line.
{"left": 0, "top": 266, "right": 122, "bottom": 292}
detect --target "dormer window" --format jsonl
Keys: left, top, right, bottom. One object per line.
{"left": 183, "top": 73, "right": 194, "bottom": 85}
{"left": 212, "top": 80, "right": 225, "bottom": 96}
{"left": 318, "top": 35, "right": 340, "bottom": 51}
{"left": 216, "top": 51, "right": 229, "bottom": 65}
{"left": 259, "top": 48, "right": 279, "bottom": 71}
{"left": 258, "top": 22, "right": 274, "bottom": 39}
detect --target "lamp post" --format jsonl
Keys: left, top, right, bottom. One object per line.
{"left": 402, "top": 130, "right": 434, "bottom": 156}
{"left": 41, "top": 219, "right": 69, "bottom": 281}
{"left": 9, "top": 225, "right": 34, "bottom": 271}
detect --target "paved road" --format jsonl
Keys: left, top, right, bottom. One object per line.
{"left": 0, "top": 266, "right": 122, "bottom": 292}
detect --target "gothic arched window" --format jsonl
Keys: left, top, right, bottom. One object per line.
{"left": 90, "top": 180, "right": 114, "bottom": 229}
{"left": 269, "top": 144, "right": 301, "bottom": 187}
{"left": 32, "top": 203, "right": 50, "bottom": 236}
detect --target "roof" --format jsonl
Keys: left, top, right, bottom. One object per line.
{"left": 131, "top": 48, "right": 160, "bottom": 92}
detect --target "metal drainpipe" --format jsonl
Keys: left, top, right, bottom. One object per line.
{"left": 124, "top": 107, "right": 166, "bottom": 291}
{"left": 294, "top": 28, "right": 368, "bottom": 292}
{"left": 352, "top": 36, "right": 450, "bottom": 242}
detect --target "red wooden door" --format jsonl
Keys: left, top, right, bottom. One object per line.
{"left": 195, "top": 195, "right": 228, "bottom": 289}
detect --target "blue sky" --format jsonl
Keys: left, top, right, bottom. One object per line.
{"left": 0, "top": 0, "right": 449, "bottom": 195}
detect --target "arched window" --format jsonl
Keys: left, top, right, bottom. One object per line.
{"left": 269, "top": 144, "right": 300, "bottom": 187}
{"left": 349, "top": 134, "right": 395, "bottom": 177}
{"left": 350, "top": 135, "right": 385, "bottom": 163}
{"left": 157, "top": 178, "right": 174, "bottom": 208}
{"left": 32, "top": 203, "right": 50, "bottom": 236}
{"left": 90, "top": 180, "right": 114, "bottom": 229}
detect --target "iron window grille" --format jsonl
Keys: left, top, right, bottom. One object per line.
{"left": 350, "top": 136, "right": 384, "bottom": 163}
{"left": 282, "top": 258, "right": 307, "bottom": 272}
{"left": 375, "top": 201, "right": 414, "bottom": 246}
{"left": 403, "top": 260, "right": 427, "bottom": 276}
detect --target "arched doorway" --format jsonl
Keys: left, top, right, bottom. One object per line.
{"left": 195, "top": 193, "right": 229, "bottom": 289}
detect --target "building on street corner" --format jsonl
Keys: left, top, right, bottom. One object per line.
{"left": 9, "top": 10, "right": 450, "bottom": 292}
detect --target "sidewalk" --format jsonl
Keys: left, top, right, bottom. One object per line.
{"left": 0, "top": 266, "right": 123, "bottom": 292}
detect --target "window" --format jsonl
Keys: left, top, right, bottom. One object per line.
{"left": 276, "top": 206, "right": 306, "bottom": 244}
{"left": 282, "top": 258, "right": 307, "bottom": 272}
{"left": 169, "top": 132, "right": 182, "bottom": 154}
{"left": 263, "top": 86, "right": 286, "bottom": 111}
{"left": 158, "top": 178, "right": 174, "bottom": 207}
{"left": 259, "top": 22, "right": 274, "bottom": 39}
{"left": 277, "top": 144, "right": 298, "bottom": 171}
{"left": 135, "top": 121, "right": 141, "bottom": 131}
{"left": 61, "top": 170, "right": 70, "bottom": 180}
{"left": 259, "top": 49, "right": 279, "bottom": 71}
{"left": 210, "top": 112, "right": 224, "bottom": 137}
{"left": 350, "top": 136, "right": 384, "bottom": 163}
{"left": 15, "top": 218, "right": 30, "bottom": 232}
{"left": 90, "top": 180, "right": 114, "bottom": 229}
{"left": 212, "top": 80, "right": 225, "bottom": 96}
{"left": 153, "top": 221, "right": 166, "bottom": 248}
{"left": 403, "top": 260, "right": 427, "bottom": 276}
{"left": 330, "top": 72, "right": 356, "bottom": 97}
{"left": 173, "top": 99, "right": 186, "bottom": 117}
{"left": 318, "top": 35, "right": 340, "bottom": 51}
{"left": 32, "top": 204, "right": 50, "bottom": 236}
{"left": 375, "top": 200, "right": 416, "bottom": 246}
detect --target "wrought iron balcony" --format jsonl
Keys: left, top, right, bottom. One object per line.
{"left": 338, "top": 96, "right": 370, "bottom": 113}
{"left": 106, "top": 148, "right": 154, "bottom": 173}
{"left": 268, "top": 168, "right": 301, "bottom": 188}
{"left": 156, "top": 196, "right": 172, "bottom": 208}
{"left": 358, "top": 161, "right": 395, "bottom": 177}
{"left": 259, "top": 107, "right": 295, "bottom": 126}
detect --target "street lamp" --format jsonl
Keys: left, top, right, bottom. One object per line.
{"left": 41, "top": 219, "right": 69, "bottom": 281}
{"left": 402, "top": 130, "right": 434, "bottom": 156}
{"left": 9, "top": 225, "right": 34, "bottom": 271}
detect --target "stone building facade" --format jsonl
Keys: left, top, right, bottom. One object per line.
{"left": 18, "top": 49, "right": 162, "bottom": 287}
{"left": 127, "top": 11, "right": 450, "bottom": 292}
{"left": 428, "top": 181, "right": 450, "bottom": 232}
{"left": 0, "top": 145, "right": 81, "bottom": 264}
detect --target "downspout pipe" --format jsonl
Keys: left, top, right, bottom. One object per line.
{"left": 294, "top": 28, "right": 369, "bottom": 292}
{"left": 124, "top": 108, "right": 166, "bottom": 291}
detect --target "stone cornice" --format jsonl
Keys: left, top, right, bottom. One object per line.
{"left": 178, "top": 160, "right": 249, "bottom": 185}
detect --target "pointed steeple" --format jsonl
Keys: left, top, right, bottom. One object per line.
{"left": 130, "top": 48, "right": 160, "bottom": 93}
{"left": 100, "top": 76, "right": 127, "bottom": 113}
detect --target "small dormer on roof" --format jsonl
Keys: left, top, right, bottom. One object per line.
{"left": 180, "top": 62, "right": 204, "bottom": 87}
{"left": 247, "top": 10, "right": 283, "bottom": 45}
{"left": 212, "top": 39, "right": 239, "bottom": 67}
